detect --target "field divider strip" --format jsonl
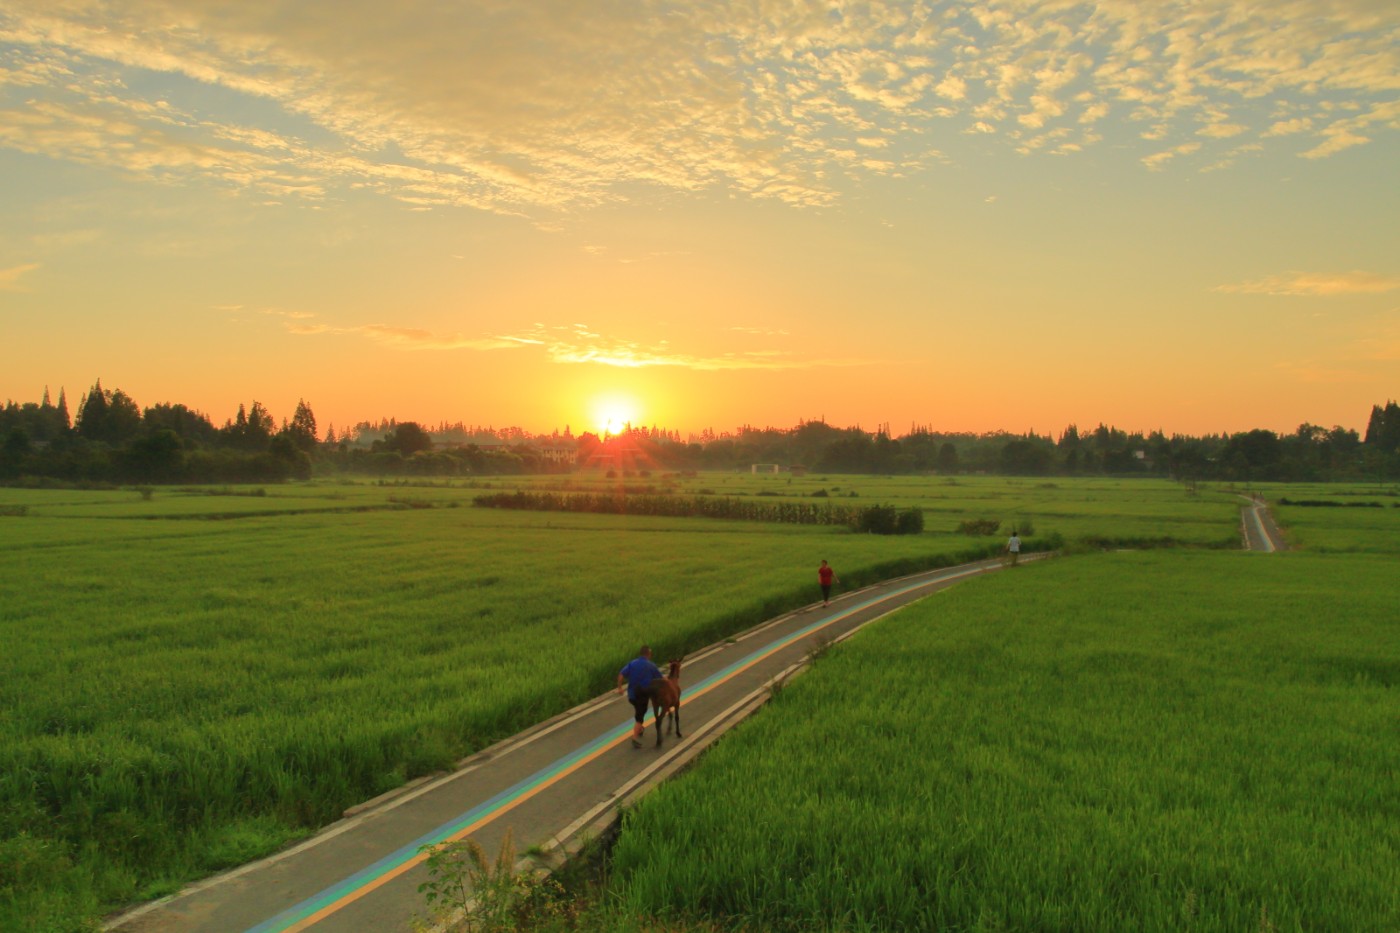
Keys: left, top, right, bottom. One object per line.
{"left": 244, "top": 560, "right": 1002, "bottom": 932}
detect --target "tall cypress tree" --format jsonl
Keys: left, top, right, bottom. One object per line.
{"left": 75, "top": 379, "right": 109, "bottom": 441}
{"left": 1364, "top": 401, "right": 1400, "bottom": 451}
{"left": 288, "top": 399, "right": 318, "bottom": 452}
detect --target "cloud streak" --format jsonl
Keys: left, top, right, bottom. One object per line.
{"left": 278, "top": 313, "right": 874, "bottom": 370}
{"left": 1215, "top": 271, "right": 1400, "bottom": 297}
{"left": 0, "top": 262, "right": 39, "bottom": 290}
{"left": 280, "top": 319, "right": 525, "bottom": 352}
{"left": 505, "top": 323, "right": 876, "bottom": 371}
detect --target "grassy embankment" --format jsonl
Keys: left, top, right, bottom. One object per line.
{"left": 599, "top": 508, "right": 1398, "bottom": 930}
{"left": 0, "top": 476, "right": 1235, "bottom": 930}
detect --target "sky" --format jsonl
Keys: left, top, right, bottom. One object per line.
{"left": 1, "top": 0, "right": 1397, "bottom": 440}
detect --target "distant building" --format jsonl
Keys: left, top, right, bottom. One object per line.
{"left": 536, "top": 443, "right": 578, "bottom": 465}
{"left": 751, "top": 463, "right": 780, "bottom": 474}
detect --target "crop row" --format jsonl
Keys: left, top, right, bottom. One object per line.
{"left": 474, "top": 489, "right": 928, "bottom": 534}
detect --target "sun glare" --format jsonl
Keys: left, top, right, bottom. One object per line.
{"left": 590, "top": 393, "right": 641, "bottom": 436}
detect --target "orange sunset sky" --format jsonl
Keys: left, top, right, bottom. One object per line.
{"left": 2, "top": 1, "right": 1397, "bottom": 439}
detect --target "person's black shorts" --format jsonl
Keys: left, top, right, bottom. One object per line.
{"left": 630, "top": 687, "right": 655, "bottom": 723}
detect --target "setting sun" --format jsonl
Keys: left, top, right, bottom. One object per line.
{"left": 590, "top": 393, "right": 641, "bottom": 436}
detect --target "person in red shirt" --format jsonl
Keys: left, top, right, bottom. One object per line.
{"left": 817, "top": 559, "right": 839, "bottom": 607}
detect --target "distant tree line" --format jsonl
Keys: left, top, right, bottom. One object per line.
{"left": 656, "top": 411, "right": 1398, "bottom": 484}
{"left": 2, "top": 380, "right": 1397, "bottom": 485}
{"left": 0, "top": 381, "right": 554, "bottom": 485}
{"left": 0, "top": 382, "right": 315, "bottom": 484}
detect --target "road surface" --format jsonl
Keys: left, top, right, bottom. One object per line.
{"left": 1240, "top": 496, "right": 1289, "bottom": 552}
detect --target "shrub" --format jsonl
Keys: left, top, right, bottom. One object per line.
{"left": 858, "top": 506, "right": 924, "bottom": 535}
{"left": 895, "top": 508, "right": 924, "bottom": 535}
{"left": 856, "top": 505, "right": 899, "bottom": 534}
{"left": 957, "top": 518, "right": 1001, "bottom": 536}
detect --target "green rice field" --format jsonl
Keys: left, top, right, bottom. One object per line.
{"left": 0, "top": 476, "right": 1391, "bottom": 930}
{"left": 603, "top": 549, "right": 1399, "bottom": 930}
{"left": 1253, "top": 481, "right": 1400, "bottom": 553}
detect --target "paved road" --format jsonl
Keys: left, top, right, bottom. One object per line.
{"left": 1240, "top": 497, "right": 1288, "bottom": 552}
{"left": 105, "top": 554, "right": 1043, "bottom": 933}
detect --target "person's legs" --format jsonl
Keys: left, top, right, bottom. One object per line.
{"left": 630, "top": 693, "right": 650, "bottom": 746}
{"left": 821, "top": 583, "right": 831, "bottom": 605}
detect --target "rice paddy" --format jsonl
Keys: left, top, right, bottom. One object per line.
{"left": 1, "top": 476, "right": 1391, "bottom": 931}
{"left": 603, "top": 550, "right": 1399, "bottom": 931}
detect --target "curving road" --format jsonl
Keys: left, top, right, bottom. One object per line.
{"left": 105, "top": 553, "right": 1047, "bottom": 933}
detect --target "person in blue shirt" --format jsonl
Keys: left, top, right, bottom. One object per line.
{"left": 617, "top": 645, "right": 664, "bottom": 748}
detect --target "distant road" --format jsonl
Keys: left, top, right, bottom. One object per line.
{"left": 1240, "top": 496, "right": 1288, "bottom": 552}
{"left": 105, "top": 553, "right": 1047, "bottom": 933}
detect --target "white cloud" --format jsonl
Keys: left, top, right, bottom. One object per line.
{"left": 1079, "top": 101, "right": 1110, "bottom": 124}
{"left": 1265, "top": 117, "right": 1313, "bottom": 136}
{"left": 1197, "top": 123, "right": 1247, "bottom": 138}
{"left": 1141, "top": 141, "right": 1201, "bottom": 170}
{"left": 1300, "top": 131, "right": 1371, "bottom": 158}
{"left": 0, "top": 0, "right": 1395, "bottom": 216}
{"left": 935, "top": 74, "right": 967, "bottom": 100}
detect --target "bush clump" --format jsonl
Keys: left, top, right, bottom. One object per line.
{"left": 856, "top": 506, "right": 924, "bottom": 535}
{"left": 957, "top": 518, "right": 1001, "bottom": 536}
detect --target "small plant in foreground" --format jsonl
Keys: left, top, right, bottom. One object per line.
{"left": 417, "top": 830, "right": 572, "bottom": 932}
